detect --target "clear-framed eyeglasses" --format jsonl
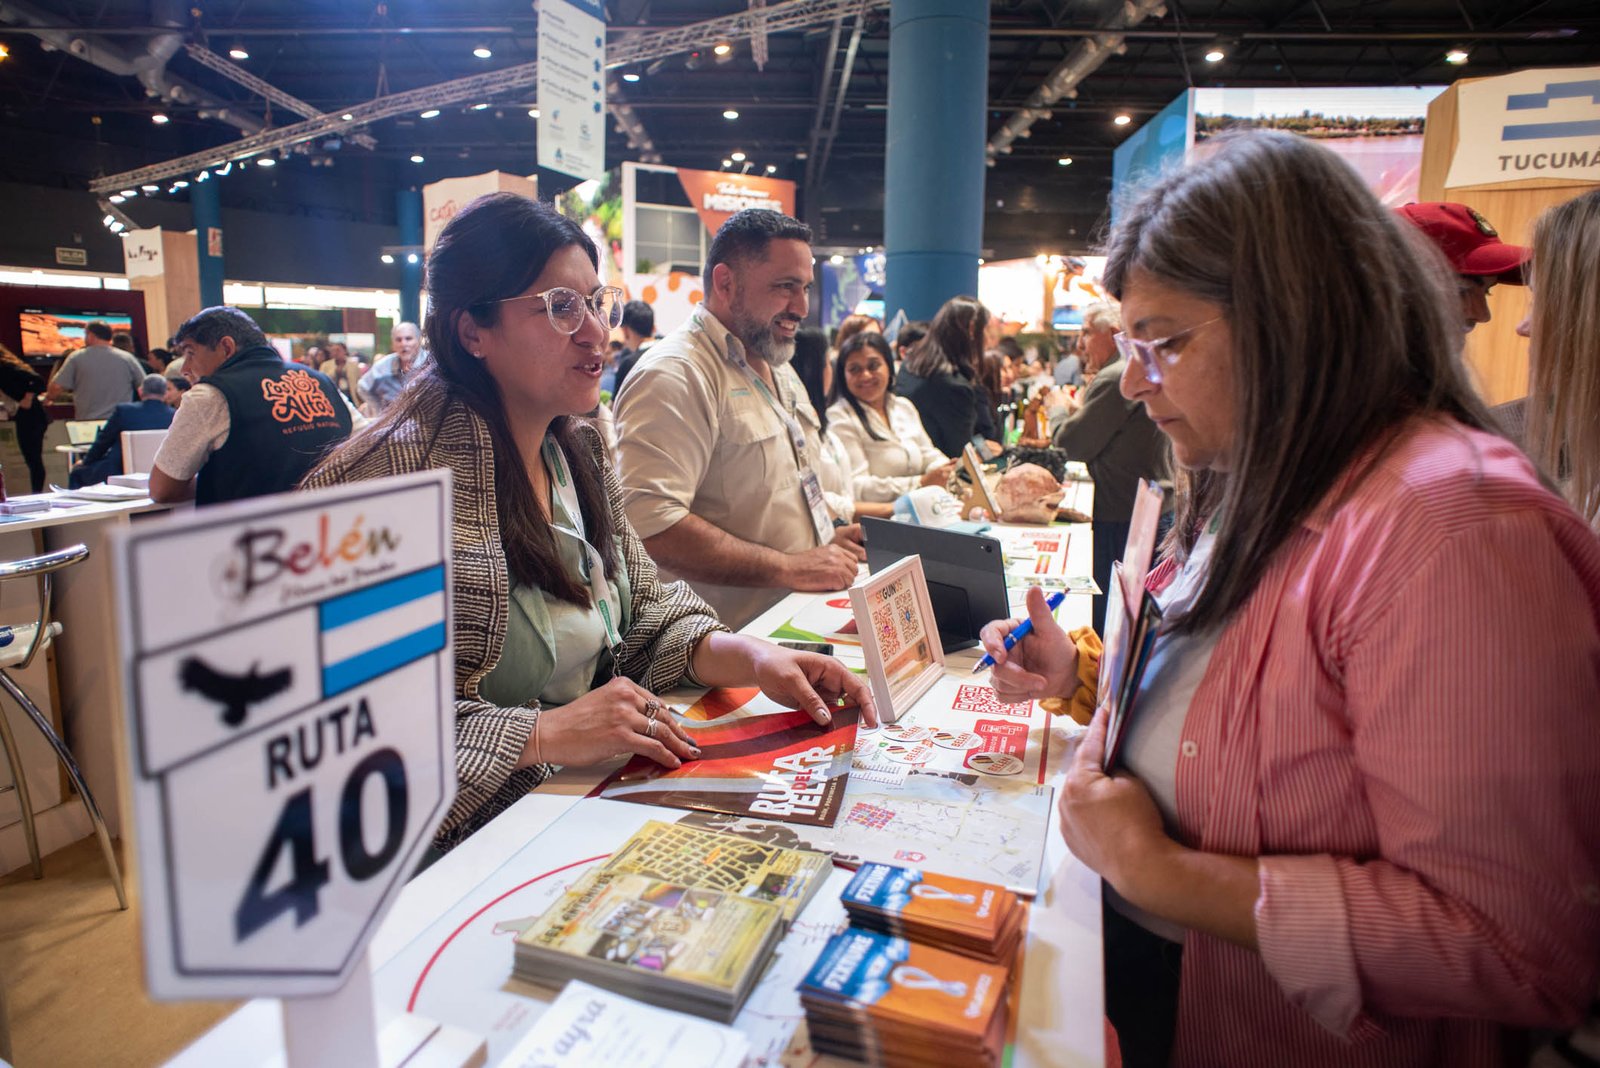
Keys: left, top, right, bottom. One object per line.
{"left": 483, "top": 285, "right": 625, "bottom": 335}
{"left": 1112, "top": 316, "right": 1225, "bottom": 385}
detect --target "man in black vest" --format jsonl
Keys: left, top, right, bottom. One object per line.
{"left": 150, "top": 307, "right": 352, "bottom": 506}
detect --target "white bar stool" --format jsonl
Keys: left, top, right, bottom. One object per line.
{"left": 0, "top": 544, "right": 127, "bottom": 910}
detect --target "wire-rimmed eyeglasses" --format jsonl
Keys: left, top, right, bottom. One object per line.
{"left": 481, "top": 285, "right": 624, "bottom": 335}
{"left": 1112, "top": 316, "right": 1224, "bottom": 384}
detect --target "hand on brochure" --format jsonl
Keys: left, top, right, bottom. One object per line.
{"left": 532, "top": 677, "right": 701, "bottom": 770}
{"left": 749, "top": 642, "right": 879, "bottom": 728}
{"left": 783, "top": 543, "right": 861, "bottom": 591}
{"left": 979, "top": 586, "right": 1079, "bottom": 702}
{"left": 1057, "top": 704, "right": 1169, "bottom": 890}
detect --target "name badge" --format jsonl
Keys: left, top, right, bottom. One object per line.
{"left": 801, "top": 468, "right": 833, "bottom": 546}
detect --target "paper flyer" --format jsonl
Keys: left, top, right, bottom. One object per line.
{"left": 598, "top": 700, "right": 860, "bottom": 828}
{"left": 498, "top": 980, "right": 750, "bottom": 1068}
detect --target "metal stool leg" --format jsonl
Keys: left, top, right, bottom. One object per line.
{"left": 0, "top": 670, "right": 127, "bottom": 910}
{"left": 0, "top": 702, "right": 43, "bottom": 879}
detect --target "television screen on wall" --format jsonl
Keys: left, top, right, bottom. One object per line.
{"left": 18, "top": 307, "right": 136, "bottom": 358}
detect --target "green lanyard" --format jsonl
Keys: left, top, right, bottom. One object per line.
{"left": 542, "top": 439, "right": 623, "bottom": 649}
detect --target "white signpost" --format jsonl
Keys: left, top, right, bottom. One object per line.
{"left": 113, "top": 471, "right": 475, "bottom": 1067}
{"left": 536, "top": 0, "right": 607, "bottom": 182}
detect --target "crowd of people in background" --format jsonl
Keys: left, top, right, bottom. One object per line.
{"left": 5, "top": 132, "right": 1598, "bottom": 1065}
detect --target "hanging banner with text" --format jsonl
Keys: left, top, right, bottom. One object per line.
{"left": 675, "top": 167, "right": 799, "bottom": 237}
{"left": 1444, "top": 66, "right": 1600, "bottom": 189}
{"left": 114, "top": 470, "right": 456, "bottom": 999}
{"left": 537, "top": 0, "right": 606, "bottom": 182}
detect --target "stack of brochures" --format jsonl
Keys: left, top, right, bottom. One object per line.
{"left": 840, "top": 863, "right": 1023, "bottom": 964}
{"left": 512, "top": 868, "right": 784, "bottom": 1023}
{"left": 602, "top": 819, "right": 833, "bottom": 926}
{"left": 799, "top": 926, "right": 1010, "bottom": 1067}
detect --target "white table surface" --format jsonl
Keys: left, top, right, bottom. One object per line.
{"left": 171, "top": 513, "right": 1105, "bottom": 1068}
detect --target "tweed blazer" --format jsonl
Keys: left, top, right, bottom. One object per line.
{"left": 302, "top": 387, "right": 727, "bottom": 849}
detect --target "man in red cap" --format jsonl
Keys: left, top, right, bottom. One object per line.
{"left": 1396, "top": 202, "right": 1531, "bottom": 333}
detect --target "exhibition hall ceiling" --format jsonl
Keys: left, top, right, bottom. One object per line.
{"left": 2, "top": 0, "right": 1599, "bottom": 257}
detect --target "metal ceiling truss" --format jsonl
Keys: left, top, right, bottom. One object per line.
{"left": 181, "top": 43, "right": 379, "bottom": 150}
{"left": 90, "top": 0, "right": 888, "bottom": 194}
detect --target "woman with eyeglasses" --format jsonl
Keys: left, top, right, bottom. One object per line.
{"left": 979, "top": 132, "right": 1600, "bottom": 1066}
{"left": 826, "top": 331, "right": 955, "bottom": 516}
{"left": 305, "top": 193, "right": 875, "bottom": 852}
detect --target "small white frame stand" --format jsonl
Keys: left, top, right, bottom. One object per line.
{"left": 849, "top": 554, "right": 945, "bottom": 724}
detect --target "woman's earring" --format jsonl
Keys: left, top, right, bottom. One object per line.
{"left": 472, "top": 350, "right": 485, "bottom": 360}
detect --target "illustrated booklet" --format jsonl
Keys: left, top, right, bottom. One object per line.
{"left": 598, "top": 688, "right": 859, "bottom": 828}
{"left": 512, "top": 868, "right": 784, "bottom": 1023}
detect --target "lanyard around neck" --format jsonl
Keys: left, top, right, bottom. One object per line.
{"left": 541, "top": 439, "right": 622, "bottom": 648}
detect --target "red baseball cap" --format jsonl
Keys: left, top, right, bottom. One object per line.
{"left": 1396, "top": 202, "right": 1529, "bottom": 284}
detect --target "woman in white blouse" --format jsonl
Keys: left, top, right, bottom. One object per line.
{"left": 826, "top": 332, "right": 957, "bottom": 513}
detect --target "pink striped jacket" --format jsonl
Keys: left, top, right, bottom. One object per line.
{"left": 1145, "top": 416, "right": 1600, "bottom": 1067}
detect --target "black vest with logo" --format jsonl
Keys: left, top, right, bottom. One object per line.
{"left": 197, "top": 346, "right": 353, "bottom": 506}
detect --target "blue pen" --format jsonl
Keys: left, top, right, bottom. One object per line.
{"left": 972, "top": 590, "right": 1067, "bottom": 673}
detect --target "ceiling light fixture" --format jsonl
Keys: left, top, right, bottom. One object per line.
{"left": 257, "top": 157, "right": 276, "bottom": 166}
{"left": 472, "top": 102, "right": 490, "bottom": 110}
{"left": 141, "top": 183, "right": 159, "bottom": 191}
{"left": 152, "top": 113, "right": 170, "bottom": 124}
{"left": 1204, "top": 46, "right": 1225, "bottom": 63}
{"left": 109, "top": 194, "right": 125, "bottom": 203}
{"left": 765, "top": 164, "right": 777, "bottom": 174}
{"left": 723, "top": 109, "right": 739, "bottom": 120}
{"left": 1445, "top": 48, "right": 1470, "bottom": 64}
{"left": 406, "top": 253, "right": 420, "bottom": 264}
{"left": 0, "top": 44, "right": 9, "bottom": 62}
{"left": 1113, "top": 113, "right": 1132, "bottom": 126}
{"left": 173, "top": 180, "right": 189, "bottom": 188}
{"left": 340, "top": 113, "right": 354, "bottom": 121}
{"left": 473, "top": 45, "right": 493, "bottom": 59}
{"left": 119, "top": 189, "right": 137, "bottom": 198}
{"left": 410, "top": 154, "right": 425, "bottom": 163}
{"left": 721, "top": 159, "right": 732, "bottom": 168}
{"left": 216, "top": 161, "right": 232, "bottom": 176}
{"left": 381, "top": 253, "right": 395, "bottom": 264}
{"left": 712, "top": 41, "right": 733, "bottom": 56}
{"left": 195, "top": 170, "right": 209, "bottom": 182}
{"left": 228, "top": 42, "right": 249, "bottom": 60}
{"left": 528, "top": 108, "right": 540, "bottom": 118}
{"left": 420, "top": 109, "right": 441, "bottom": 119}
{"left": 829, "top": 255, "right": 843, "bottom": 265}
{"left": 731, "top": 150, "right": 746, "bottom": 161}
{"left": 1057, "top": 157, "right": 1073, "bottom": 166}
{"left": 622, "top": 72, "right": 641, "bottom": 83}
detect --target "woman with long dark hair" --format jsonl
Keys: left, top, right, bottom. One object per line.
{"left": 980, "top": 131, "right": 1600, "bottom": 1066}
{"left": 894, "top": 295, "right": 1000, "bottom": 457}
{"left": 0, "top": 343, "right": 50, "bottom": 493}
{"left": 304, "top": 194, "right": 874, "bottom": 850}
{"left": 826, "top": 331, "right": 954, "bottom": 505}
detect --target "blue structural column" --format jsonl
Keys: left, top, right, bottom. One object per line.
{"left": 397, "top": 188, "right": 424, "bottom": 326}
{"left": 191, "top": 176, "right": 224, "bottom": 309}
{"left": 884, "top": 0, "right": 989, "bottom": 323}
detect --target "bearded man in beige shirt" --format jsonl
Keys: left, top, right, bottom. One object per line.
{"left": 614, "top": 209, "right": 864, "bottom": 628}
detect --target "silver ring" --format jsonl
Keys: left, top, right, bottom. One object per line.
{"left": 644, "top": 700, "right": 660, "bottom": 721}
{"left": 643, "top": 718, "right": 658, "bottom": 739}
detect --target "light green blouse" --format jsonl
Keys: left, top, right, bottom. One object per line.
{"left": 477, "top": 454, "right": 628, "bottom": 708}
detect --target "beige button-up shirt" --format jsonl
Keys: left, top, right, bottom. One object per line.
{"left": 614, "top": 305, "right": 825, "bottom": 628}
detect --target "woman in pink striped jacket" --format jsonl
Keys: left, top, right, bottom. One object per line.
{"left": 983, "top": 130, "right": 1600, "bottom": 1067}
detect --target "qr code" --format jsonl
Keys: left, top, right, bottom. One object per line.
{"left": 950, "top": 684, "right": 1033, "bottom": 718}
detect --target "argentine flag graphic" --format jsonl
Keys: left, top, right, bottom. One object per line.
{"left": 318, "top": 564, "right": 446, "bottom": 697}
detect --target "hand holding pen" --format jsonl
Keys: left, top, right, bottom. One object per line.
{"left": 975, "top": 587, "right": 1080, "bottom": 704}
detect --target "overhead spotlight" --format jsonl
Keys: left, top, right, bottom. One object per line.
{"left": 829, "top": 254, "right": 843, "bottom": 265}
{"left": 173, "top": 180, "right": 189, "bottom": 188}
{"left": 622, "top": 72, "right": 641, "bottom": 83}
{"left": 723, "top": 109, "right": 739, "bottom": 120}
{"left": 1113, "top": 113, "right": 1132, "bottom": 126}
{"left": 119, "top": 189, "right": 137, "bottom": 197}
{"left": 109, "top": 194, "right": 125, "bottom": 203}
{"left": 151, "top": 113, "right": 170, "bottom": 124}
{"left": 1204, "top": 45, "right": 1225, "bottom": 63}
{"left": 765, "top": 164, "right": 777, "bottom": 174}
{"left": 340, "top": 112, "right": 354, "bottom": 121}
{"left": 472, "top": 102, "right": 490, "bottom": 110}
{"left": 473, "top": 45, "right": 493, "bottom": 59}
{"left": 0, "top": 44, "right": 9, "bottom": 61}
{"left": 216, "top": 161, "right": 233, "bottom": 175}
{"left": 528, "top": 108, "right": 540, "bottom": 118}
{"left": 685, "top": 50, "right": 703, "bottom": 71}
{"left": 721, "top": 159, "right": 732, "bottom": 168}
{"left": 1057, "top": 157, "right": 1073, "bottom": 166}
{"left": 381, "top": 253, "right": 395, "bottom": 264}
{"left": 795, "top": 150, "right": 808, "bottom": 160}
{"left": 712, "top": 40, "right": 733, "bottom": 57}
{"left": 228, "top": 42, "right": 249, "bottom": 60}
{"left": 195, "top": 170, "right": 209, "bottom": 182}
{"left": 1445, "top": 47, "right": 1470, "bottom": 64}
{"left": 410, "top": 154, "right": 425, "bottom": 163}
{"left": 420, "top": 109, "right": 441, "bottom": 119}
{"left": 141, "top": 183, "right": 159, "bottom": 191}
{"left": 110, "top": 221, "right": 125, "bottom": 233}
{"left": 406, "top": 253, "right": 420, "bottom": 264}
{"left": 731, "top": 150, "right": 746, "bottom": 161}
{"left": 257, "top": 156, "right": 276, "bottom": 166}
